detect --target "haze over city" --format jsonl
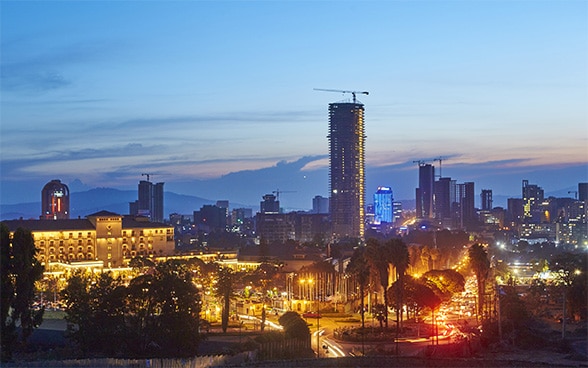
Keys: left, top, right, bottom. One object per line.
{"left": 1, "top": 1, "right": 587, "bottom": 210}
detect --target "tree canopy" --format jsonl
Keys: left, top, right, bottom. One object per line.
{"left": 1, "top": 225, "right": 45, "bottom": 362}
{"left": 61, "top": 260, "right": 202, "bottom": 358}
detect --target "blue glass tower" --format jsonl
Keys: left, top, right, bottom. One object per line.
{"left": 374, "top": 186, "right": 393, "bottom": 224}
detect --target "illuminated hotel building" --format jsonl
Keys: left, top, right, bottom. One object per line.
{"left": 328, "top": 102, "right": 365, "bottom": 239}
{"left": 3, "top": 211, "right": 174, "bottom": 268}
{"left": 41, "top": 179, "right": 70, "bottom": 220}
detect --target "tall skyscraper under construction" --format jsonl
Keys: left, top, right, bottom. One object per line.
{"left": 328, "top": 101, "right": 366, "bottom": 239}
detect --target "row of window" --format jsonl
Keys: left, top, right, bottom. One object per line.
{"left": 122, "top": 229, "right": 170, "bottom": 237}
{"left": 44, "top": 246, "right": 93, "bottom": 254}
{"left": 36, "top": 232, "right": 93, "bottom": 240}
{"left": 40, "top": 240, "right": 93, "bottom": 246}
{"left": 40, "top": 253, "right": 94, "bottom": 261}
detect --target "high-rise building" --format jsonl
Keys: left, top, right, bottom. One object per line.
{"left": 373, "top": 187, "right": 393, "bottom": 224}
{"left": 459, "top": 182, "right": 476, "bottom": 228}
{"left": 416, "top": 163, "right": 434, "bottom": 219}
{"left": 194, "top": 205, "right": 227, "bottom": 231}
{"left": 522, "top": 180, "right": 544, "bottom": 223}
{"left": 312, "top": 195, "right": 329, "bottom": 214}
{"left": 328, "top": 102, "right": 365, "bottom": 239}
{"left": 579, "top": 182, "right": 588, "bottom": 202}
{"left": 260, "top": 194, "right": 280, "bottom": 214}
{"left": 130, "top": 180, "right": 165, "bottom": 222}
{"left": 393, "top": 202, "right": 403, "bottom": 224}
{"left": 481, "top": 189, "right": 493, "bottom": 211}
{"left": 152, "top": 182, "right": 164, "bottom": 223}
{"left": 434, "top": 177, "right": 455, "bottom": 220}
{"left": 41, "top": 179, "right": 70, "bottom": 220}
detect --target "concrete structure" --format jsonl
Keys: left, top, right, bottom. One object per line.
{"left": 328, "top": 102, "right": 366, "bottom": 239}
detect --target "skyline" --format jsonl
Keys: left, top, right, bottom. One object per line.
{"left": 1, "top": 1, "right": 587, "bottom": 210}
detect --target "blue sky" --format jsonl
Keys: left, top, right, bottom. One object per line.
{"left": 1, "top": 0, "right": 587, "bottom": 211}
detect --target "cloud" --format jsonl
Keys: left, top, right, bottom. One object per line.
{"left": 1, "top": 37, "right": 125, "bottom": 93}
{"left": 1, "top": 70, "right": 71, "bottom": 92}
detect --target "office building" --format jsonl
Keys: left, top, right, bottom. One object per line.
{"left": 481, "top": 189, "right": 493, "bottom": 211}
{"left": 312, "top": 195, "right": 329, "bottom": 214}
{"left": 328, "top": 102, "right": 365, "bottom": 239}
{"left": 434, "top": 177, "right": 455, "bottom": 220}
{"left": 130, "top": 180, "right": 164, "bottom": 222}
{"left": 579, "top": 182, "right": 588, "bottom": 202}
{"left": 522, "top": 180, "right": 544, "bottom": 223}
{"left": 373, "top": 187, "right": 393, "bottom": 224}
{"left": 416, "top": 163, "right": 435, "bottom": 219}
{"left": 393, "top": 202, "right": 403, "bottom": 224}
{"left": 260, "top": 194, "right": 280, "bottom": 214}
{"left": 194, "top": 205, "right": 227, "bottom": 231}
{"left": 41, "top": 179, "right": 70, "bottom": 220}
{"left": 459, "top": 182, "right": 476, "bottom": 228}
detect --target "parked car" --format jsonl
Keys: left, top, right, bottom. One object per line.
{"left": 303, "top": 312, "right": 322, "bottom": 318}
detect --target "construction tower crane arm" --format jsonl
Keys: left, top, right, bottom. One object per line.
{"left": 142, "top": 173, "right": 154, "bottom": 182}
{"left": 314, "top": 88, "right": 369, "bottom": 104}
{"left": 272, "top": 189, "right": 296, "bottom": 201}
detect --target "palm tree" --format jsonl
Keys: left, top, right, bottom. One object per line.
{"left": 468, "top": 243, "right": 490, "bottom": 318}
{"left": 365, "top": 238, "right": 392, "bottom": 328}
{"left": 346, "top": 247, "right": 370, "bottom": 330}
{"left": 387, "top": 238, "right": 410, "bottom": 330}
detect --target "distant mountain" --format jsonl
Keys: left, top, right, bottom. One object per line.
{"left": 0, "top": 187, "right": 250, "bottom": 221}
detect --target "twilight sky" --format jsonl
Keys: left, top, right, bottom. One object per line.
{"left": 1, "top": 0, "right": 587, "bottom": 211}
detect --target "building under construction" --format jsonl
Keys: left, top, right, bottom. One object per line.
{"left": 328, "top": 101, "right": 366, "bottom": 240}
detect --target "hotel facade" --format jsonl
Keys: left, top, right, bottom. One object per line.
{"left": 3, "top": 211, "right": 174, "bottom": 268}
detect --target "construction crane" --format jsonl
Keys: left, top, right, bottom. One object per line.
{"left": 412, "top": 160, "right": 427, "bottom": 166}
{"left": 433, "top": 157, "right": 447, "bottom": 178}
{"left": 314, "top": 88, "right": 369, "bottom": 104}
{"left": 272, "top": 189, "right": 296, "bottom": 202}
{"left": 568, "top": 191, "right": 578, "bottom": 200}
{"left": 142, "top": 173, "right": 154, "bottom": 182}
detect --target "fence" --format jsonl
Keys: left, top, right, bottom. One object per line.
{"left": 4, "top": 355, "right": 229, "bottom": 368}
{"left": 256, "top": 338, "right": 312, "bottom": 361}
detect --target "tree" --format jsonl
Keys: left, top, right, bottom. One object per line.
{"left": 550, "top": 252, "right": 588, "bottom": 332}
{"left": 468, "top": 243, "right": 490, "bottom": 318}
{"left": 346, "top": 247, "right": 370, "bottom": 330}
{"left": 366, "top": 238, "right": 392, "bottom": 328}
{"left": 216, "top": 267, "right": 236, "bottom": 333}
{"left": 62, "top": 260, "right": 202, "bottom": 358}
{"left": 421, "top": 269, "right": 465, "bottom": 302}
{"left": 278, "top": 311, "right": 310, "bottom": 340}
{"left": 387, "top": 238, "right": 410, "bottom": 330}
{"left": 1, "top": 225, "right": 45, "bottom": 362}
